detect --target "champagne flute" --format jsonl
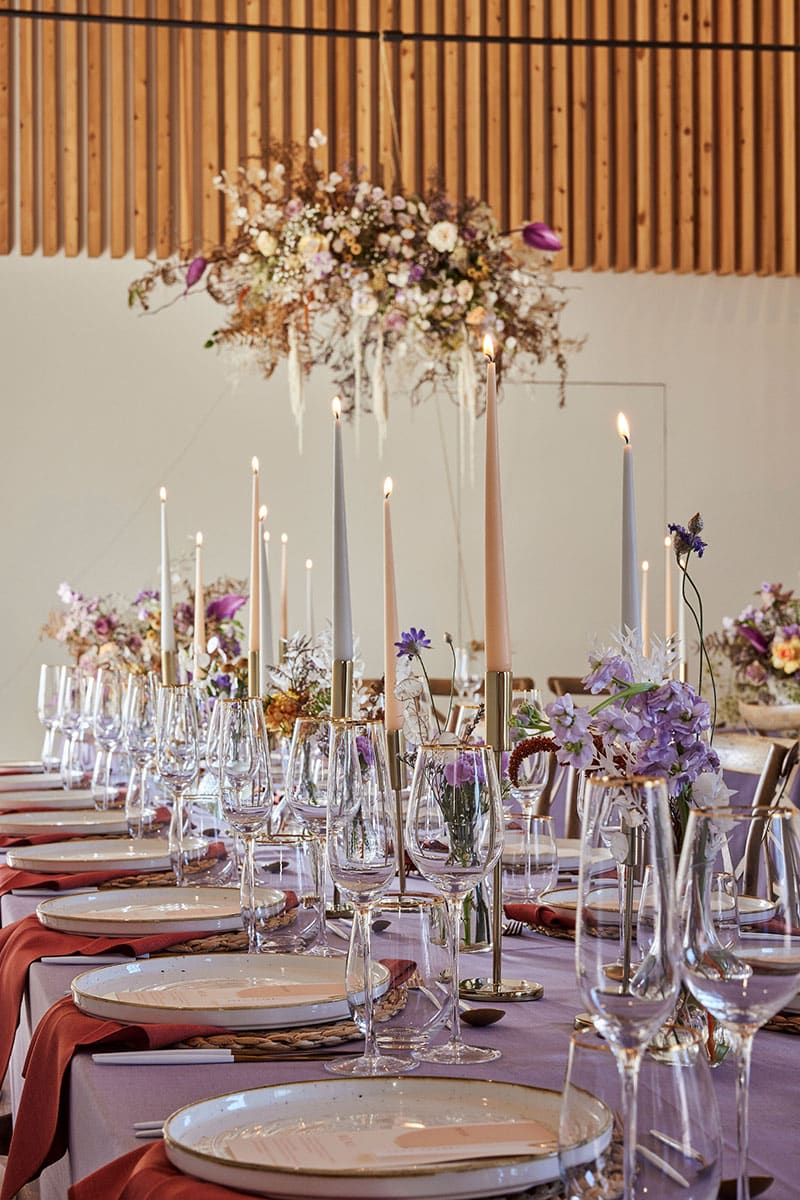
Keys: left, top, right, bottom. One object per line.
{"left": 678, "top": 804, "right": 800, "bottom": 1200}
{"left": 122, "top": 673, "right": 159, "bottom": 837}
{"left": 285, "top": 715, "right": 341, "bottom": 956}
{"left": 37, "top": 665, "right": 62, "bottom": 773}
{"left": 576, "top": 775, "right": 679, "bottom": 1200}
{"left": 57, "top": 666, "right": 87, "bottom": 789}
{"left": 218, "top": 697, "right": 273, "bottom": 952}
{"left": 324, "top": 719, "right": 415, "bottom": 1077}
{"left": 155, "top": 684, "right": 200, "bottom": 884}
{"left": 405, "top": 742, "right": 504, "bottom": 1065}
{"left": 91, "top": 667, "right": 125, "bottom": 809}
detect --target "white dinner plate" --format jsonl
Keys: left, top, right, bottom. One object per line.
{"left": 0, "top": 809, "right": 127, "bottom": 838}
{"left": 36, "top": 885, "right": 278, "bottom": 936}
{"left": 5, "top": 836, "right": 193, "bottom": 874}
{"left": 502, "top": 835, "right": 612, "bottom": 873}
{"left": 164, "top": 1077, "right": 609, "bottom": 1199}
{"left": 0, "top": 761, "right": 43, "bottom": 775}
{"left": 71, "top": 953, "right": 383, "bottom": 1029}
{"left": 0, "top": 789, "right": 94, "bottom": 812}
{"left": 541, "top": 885, "right": 775, "bottom": 927}
{"left": 0, "top": 773, "right": 63, "bottom": 793}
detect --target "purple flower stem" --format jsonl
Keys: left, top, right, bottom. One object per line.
{"left": 414, "top": 652, "right": 442, "bottom": 736}
{"left": 678, "top": 557, "right": 717, "bottom": 740}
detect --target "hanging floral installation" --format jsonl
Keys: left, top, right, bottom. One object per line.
{"left": 129, "top": 131, "right": 576, "bottom": 454}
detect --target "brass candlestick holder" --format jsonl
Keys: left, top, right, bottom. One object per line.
{"left": 331, "top": 659, "right": 354, "bottom": 720}
{"left": 460, "top": 668, "right": 544, "bottom": 1003}
{"left": 248, "top": 650, "right": 260, "bottom": 699}
{"left": 161, "top": 650, "right": 177, "bottom": 687}
{"left": 386, "top": 728, "right": 407, "bottom": 893}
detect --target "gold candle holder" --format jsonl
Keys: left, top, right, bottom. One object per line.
{"left": 386, "top": 728, "right": 407, "bottom": 893}
{"left": 331, "top": 659, "right": 354, "bottom": 720}
{"left": 161, "top": 650, "right": 177, "bottom": 687}
{"left": 248, "top": 650, "right": 260, "bottom": 699}
{"left": 460, "top": 667, "right": 544, "bottom": 1004}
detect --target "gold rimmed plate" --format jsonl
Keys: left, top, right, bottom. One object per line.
{"left": 36, "top": 885, "right": 275, "bottom": 937}
{"left": 71, "top": 953, "right": 388, "bottom": 1029}
{"left": 163, "top": 1077, "right": 610, "bottom": 1199}
{"left": 0, "top": 788, "right": 93, "bottom": 812}
{"left": 0, "top": 809, "right": 127, "bottom": 838}
{"left": 6, "top": 837, "right": 199, "bottom": 874}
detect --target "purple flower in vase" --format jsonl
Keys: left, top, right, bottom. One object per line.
{"left": 408, "top": 263, "right": 425, "bottom": 283}
{"left": 184, "top": 256, "right": 207, "bottom": 291}
{"left": 444, "top": 752, "right": 487, "bottom": 790}
{"left": 738, "top": 624, "right": 769, "bottom": 656}
{"left": 395, "top": 627, "right": 432, "bottom": 659}
{"left": 583, "top": 653, "right": 633, "bottom": 694}
{"left": 212, "top": 673, "right": 233, "bottom": 694}
{"left": 668, "top": 520, "right": 707, "bottom": 560}
{"left": 94, "top": 616, "right": 112, "bottom": 638}
{"left": 206, "top": 594, "right": 248, "bottom": 622}
{"left": 355, "top": 735, "right": 374, "bottom": 767}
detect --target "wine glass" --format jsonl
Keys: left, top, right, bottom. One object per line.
{"left": 91, "top": 667, "right": 125, "bottom": 809}
{"left": 57, "top": 666, "right": 88, "bottom": 789}
{"left": 502, "top": 814, "right": 558, "bottom": 902}
{"left": 324, "top": 718, "right": 415, "bottom": 1077}
{"left": 285, "top": 715, "right": 341, "bottom": 956}
{"left": 156, "top": 684, "right": 200, "bottom": 885}
{"left": 576, "top": 775, "right": 679, "bottom": 1200}
{"left": 37, "top": 665, "right": 62, "bottom": 773}
{"left": 218, "top": 697, "right": 273, "bottom": 952}
{"left": 678, "top": 804, "right": 800, "bottom": 1200}
{"left": 122, "top": 673, "right": 159, "bottom": 837}
{"left": 405, "top": 742, "right": 504, "bottom": 1065}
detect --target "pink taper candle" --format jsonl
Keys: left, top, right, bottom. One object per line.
{"left": 383, "top": 478, "right": 404, "bottom": 731}
{"left": 248, "top": 458, "right": 260, "bottom": 653}
{"left": 280, "top": 534, "right": 289, "bottom": 642}
{"left": 483, "top": 336, "right": 512, "bottom": 672}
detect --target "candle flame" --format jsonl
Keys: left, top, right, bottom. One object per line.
{"left": 384, "top": 476, "right": 393, "bottom": 498}
{"left": 258, "top": 504, "right": 268, "bottom": 521}
{"left": 306, "top": 558, "right": 313, "bottom": 570}
{"left": 332, "top": 396, "right": 341, "bottom": 419}
{"left": 616, "top": 413, "right": 630, "bottom": 444}
{"left": 264, "top": 530, "right": 271, "bottom": 543}
{"left": 664, "top": 535, "right": 672, "bottom": 547}
{"left": 159, "top": 486, "right": 167, "bottom": 503}
{"left": 196, "top": 531, "right": 203, "bottom": 547}
{"left": 251, "top": 456, "right": 259, "bottom": 473}
{"left": 482, "top": 334, "right": 495, "bottom": 362}
{"left": 281, "top": 533, "right": 288, "bottom": 544}
{"left": 642, "top": 560, "right": 649, "bottom": 572}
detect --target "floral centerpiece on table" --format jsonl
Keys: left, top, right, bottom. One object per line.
{"left": 41, "top": 584, "right": 145, "bottom": 672}
{"left": 128, "top": 130, "right": 577, "bottom": 450}
{"left": 706, "top": 582, "right": 800, "bottom": 723}
{"left": 261, "top": 635, "right": 332, "bottom": 737}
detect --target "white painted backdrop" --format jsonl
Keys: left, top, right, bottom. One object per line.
{"left": 1, "top": 253, "right": 797, "bottom": 757}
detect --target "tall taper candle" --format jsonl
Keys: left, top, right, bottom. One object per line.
{"left": 383, "top": 478, "right": 404, "bottom": 732}
{"left": 641, "top": 560, "right": 649, "bottom": 654}
{"left": 483, "top": 336, "right": 512, "bottom": 672}
{"left": 258, "top": 507, "right": 274, "bottom": 691}
{"left": 617, "top": 414, "right": 641, "bottom": 635}
{"left": 331, "top": 397, "right": 354, "bottom": 660}
{"left": 305, "top": 559, "right": 314, "bottom": 637}
{"left": 159, "top": 487, "right": 176, "bottom": 657}
{"left": 249, "top": 458, "right": 260, "bottom": 653}
{"left": 280, "top": 534, "right": 289, "bottom": 643}
{"left": 193, "top": 532, "right": 205, "bottom": 679}
{"left": 664, "top": 535, "right": 675, "bottom": 644}
{"left": 677, "top": 570, "right": 687, "bottom": 681}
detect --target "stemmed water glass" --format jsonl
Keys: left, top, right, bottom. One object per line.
{"left": 285, "top": 716, "right": 341, "bottom": 956}
{"left": 576, "top": 775, "right": 679, "bottom": 1200}
{"left": 122, "top": 673, "right": 159, "bottom": 837}
{"left": 91, "top": 667, "right": 125, "bottom": 809}
{"left": 324, "top": 718, "right": 414, "bottom": 1077}
{"left": 678, "top": 804, "right": 800, "bottom": 1200}
{"left": 57, "top": 666, "right": 89, "bottom": 789}
{"left": 218, "top": 698, "right": 273, "bottom": 952}
{"left": 37, "top": 665, "right": 62, "bottom": 773}
{"left": 508, "top": 689, "right": 551, "bottom": 887}
{"left": 156, "top": 684, "right": 200, "bottom": 885}
{"left": 405, "top": 742, "right": 504, "bottom": 1065}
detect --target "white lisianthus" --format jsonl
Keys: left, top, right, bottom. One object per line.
{"left": 455, "top": 279, "right": 474, "bottom": 304}
{"left": 427, "top": 221, "right": 458, "bottom": 253}
{"left": 692, "top": 771, "right": 735, "bottom": 810}
{"left": 352, "top": 291, "right": 378, "bottom": 317}
{"left": 255, "top": 230, "right": 278, "bottom": 257}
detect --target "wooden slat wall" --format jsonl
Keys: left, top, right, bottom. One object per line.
{"left": 0, "top": 0, "right": 797, "bottom": 275}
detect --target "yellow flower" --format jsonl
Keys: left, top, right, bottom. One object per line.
{"left": 466, "top": 305, "right": 487, "bottom": 325}
{"left": 771, "top": 637, "right": 800, "bottom": 674}
{"left": 297, "top": 233, "right": 326, "bottom": 258}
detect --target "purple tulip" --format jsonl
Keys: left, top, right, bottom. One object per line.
{"left": 739, "top": 624, "right": 769, "bottom": 656}
{"left": 185, "top": 256, "right": 208, "bottom": 291}
{"left": 206, "top": 594, "right": 248, "bottom": 622}
{"left": 521, "top": 222, "right": 562, "bottom": 252}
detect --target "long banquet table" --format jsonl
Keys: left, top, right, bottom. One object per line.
{"left": 3, "top": 886, "right": 799, "bottom": 1200}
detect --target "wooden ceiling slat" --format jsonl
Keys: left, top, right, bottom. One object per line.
{"left": 675, "top": 1, "right": 694, "bottom": 273}
{"left": 17, "top": 0, "right": 36, "bottom": 255}
{"left": 132, "top": 0, "right": 150, "bottom": 258}
{"left": 634, "top": 0, "right": 652, "bottom": 272}
{"left": 736, "top": 2, "right": 756, "bottom": 275}
{"left": 154, "top": 1, "right": 173, "bottom": 255}
{"left": 695, "top": 0, "right": 713, "bottom": 273}
{"left": 199, "top": 0, "right": 221, "bottom": 249}
{"left": 108, "top": 0, "right": 128, "bottom": 258}
{"left": 0, "top": 9, "right": 12, "bottom": 253}
{"left": 85, "top": 0, "right": 104, "bottom": 256}
{"left": 61, "top": 0, "right": 81, "bottom": 255}
{"left": 570, "top": 0, "right": 588, "bottom": 270}
{"left": 715, "top": 0, "right": 735, "bottom": 275}
{"left": 40, "top": 0, "right": 59, "bottom": 256}
{"left": 590, "top": 0, "right": 610, "bottom": 270}
{"left": 776, "top": 0, "right": 796, "bottom": 276}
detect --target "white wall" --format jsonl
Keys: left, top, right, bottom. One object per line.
{"left": 1, "top": 252, "right": 798, "bottom": 757}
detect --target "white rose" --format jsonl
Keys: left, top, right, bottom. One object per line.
{"left": 427, "top": 221, "right": 459, "bottom": 253}
{"left": 255, "top": 230, "right": 278, "bottom": 257}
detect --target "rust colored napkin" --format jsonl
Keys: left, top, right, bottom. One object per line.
{"left": 0, "top": 832, "right": 90, "bottom": 848}
{"left": 0, "top": 998, "right": 221, "bottom": 1200}
{"left": 504, "top": 900, "right": 576, "bottom": 933}
{"left": 0, "top": 863, "right": 154, "bottom": 898}
{"left": 69, "top": 1141, "right": 255, "bottom": 1200}
{"left": 0, "top": 914, "right": 213, "bottom": 1082}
